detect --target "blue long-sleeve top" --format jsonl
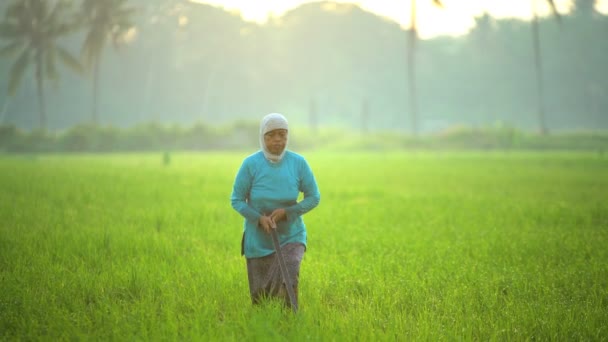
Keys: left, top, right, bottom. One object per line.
{"left": 231, "top": 150, "right": 320, "bottom": 258}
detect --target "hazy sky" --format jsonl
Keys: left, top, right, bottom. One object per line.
{"left": 191, "top": 0, "right": 608, "bottom": 39}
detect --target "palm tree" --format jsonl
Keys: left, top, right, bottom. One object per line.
{"left": 531, "top": 0, "right": 561, "bottom": 135}
{"left": 0, "top": 0, "right": 81, "bottom": 130}
{"left": 80, "top": 0, "right": 136, "bottom": 124}
{"left": 406, "top": 0, "right": 560, "bottom": 135}
{"left": 407, "top": 0, "right": 442, "bottom": 135}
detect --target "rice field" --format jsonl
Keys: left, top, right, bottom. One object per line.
{"left": 0, "top": 151, "right": 607, "bottom": 340}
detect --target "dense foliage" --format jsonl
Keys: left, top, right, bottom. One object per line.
{"left": 0, "top": 1, "right": 607, "bottom": 132}
{"left": 1, "top": 122, "right": 607, "bottom": 152}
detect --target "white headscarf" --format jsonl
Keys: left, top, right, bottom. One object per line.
{"left": 259, "top": 113, "right": 289, "bottom": 163}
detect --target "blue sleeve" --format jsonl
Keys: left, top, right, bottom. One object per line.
{"left": 231, "top": 159, "right": 262, "bottom": 223}
{"left": 285, "top": 158, "right": 320, "bottom": 220}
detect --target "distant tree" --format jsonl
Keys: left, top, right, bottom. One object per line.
{"left": 573, "top": 0, "right": 597, "bottom": 16}
{"left": 531, "top": 0, "right": 561, "bottom": 135}
{"left": 361, "top": 98, "right": 370, "bottom": 133}
{"left": 0, "top": 0, "right": 81, "bottom": 130}
{"left": 407, "top": 0, "right": 443, "bottom": 135}
{"left": 309, "top": 97, "right": 318, "bottom": 135}
{"left": 80, "top": 0, "right": 136, "bottom": 124}
{"left": 129, "top": 0, "right": 181, "bottom": 122}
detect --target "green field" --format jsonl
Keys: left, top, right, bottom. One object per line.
{"left": 1, "top": 152, "right": 607, "bottom": 340}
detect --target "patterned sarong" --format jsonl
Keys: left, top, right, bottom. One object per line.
{"left": 246, "top": 243, "right": 305, "bottom": 305}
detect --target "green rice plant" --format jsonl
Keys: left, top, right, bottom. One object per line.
{"left": 0, "top": 151, "right": 606, "bottom": 340}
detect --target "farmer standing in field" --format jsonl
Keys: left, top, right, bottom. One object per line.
{"left": 231, "top": 113, "right": 320, "bottom": 311}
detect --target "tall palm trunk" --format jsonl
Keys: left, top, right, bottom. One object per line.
{"left": 361, "top": 98, "right": 370, "bottom": 133}
{"left": 35, "top": 54, "right": 46, "bottom": 130}
{"left": 531, "top": 0, "right": 548, "bottom": 135}
{"left": 407, "top": 0, "right": 418, "bottom": 135}
{"left": 0, "top": 98, "right": 9, "bottom": 124}
{"left": 92, "top": 57, "right": 100, "bottom": 124}
{"left": 200, "top": 63, "right": 220, "bottom": 122}
{"left": 309, "top": 97, "right": 318, "bottom": 135}
{"left": 140, "top": 57, "right": 155, "bottom": 121}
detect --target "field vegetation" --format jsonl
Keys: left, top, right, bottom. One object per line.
{"left": 1, "top": 123, "right": 608, "bottom": 153}
{"left": 1, "top": 151, "right": 606, "bottom": 340}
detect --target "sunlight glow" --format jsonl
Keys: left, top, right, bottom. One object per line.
{"left": 179, "top": 15, "right": 189, "bottom": 27}
{"left": 119, "top": 27, "right": 138, "bottom": 44}
{"left": 596, "top": 0, "right": 608, "bottom": 13}
{"left": 191, "top": 0, "right": 607, "bottom": 39}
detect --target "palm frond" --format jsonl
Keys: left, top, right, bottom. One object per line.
{"left": 5, "top": 2, "right": 28, "bottom": 22}
{"left": 0, "top": 41, "right": 23, "bottom": 58}
{"left": 116, "top": 7, "right": 138, "bottom": 20}
{"left": 47, "top": 0, "right": 63, "bottom": 25}
{"left": 8, "top": 49, "right": 30, "bottom": 95}
{"left": 433, "top": 0, "right": 444, "bottom": 8}
{"left": 56, "top": 46, "right": 83, "bottom": 74}
{"left": 46, "top": 45, "right": 58, "bottom": 81}
{"left": 81, "top": 0, "right": 96, "bottom": 15}
{"left": 114, "top": 19, "right": 135, "bottom": 33}
{"left": 32, "top": 0, "right": 48, "bottom": 24}
{"left": 48, "top": 0, "right": 79, "bottom": 36}
{"left": 5, "top": 3, "right": 22, "bottom": 18}
{"left": 80, "top": 0, "right": 138, "bottom": 52}
{"left": 545, "top": 0, "right": 562, "bottom": 23}
{"left": 81, "top": 28, "right": 105, "bottom": 69}
{"left": 0, "top": 22, "right": 22, "bottom": 39}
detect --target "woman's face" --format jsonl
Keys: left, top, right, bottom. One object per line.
{"left": 264, "top": 129, "right": 288, "bottom": 155}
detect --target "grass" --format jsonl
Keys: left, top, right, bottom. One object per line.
{"left": 1, "top": 151, "right": 607, "bottom": 340}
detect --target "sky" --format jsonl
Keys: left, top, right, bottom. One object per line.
{"left": 191, "top": 0, "right": 608, "bottom": 39}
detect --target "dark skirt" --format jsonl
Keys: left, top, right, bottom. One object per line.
{"left": 246, "top": 243, "right": 305, "bottom": 305}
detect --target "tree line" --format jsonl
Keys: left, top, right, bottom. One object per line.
{"left": 0, "top": 0, "right": 134, "bottom": 129}
{"left": 1, "top": 0, "right": 606, "bottom": 134}
{"left": 1, "top": 121, "right": 607, "bottom": 153}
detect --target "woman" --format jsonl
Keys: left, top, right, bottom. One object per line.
{"left": 231, "top": 113, "right": 320, "bottom": 310}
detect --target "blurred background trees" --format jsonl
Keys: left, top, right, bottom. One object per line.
{"left": 79, "top": 0, "right": 136, "bottom": 124}
{"left": 0, "top": 0, "right": 81, "bottom": 130}
{"left": 0, "top": 0, "right": 606, "bottom": 134}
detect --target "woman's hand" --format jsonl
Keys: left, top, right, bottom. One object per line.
{"left": 259, "top": 215, "right": 276, "bottom": 233}
{"left": 270, "top": 208, "right": 286, "bottom": 223}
